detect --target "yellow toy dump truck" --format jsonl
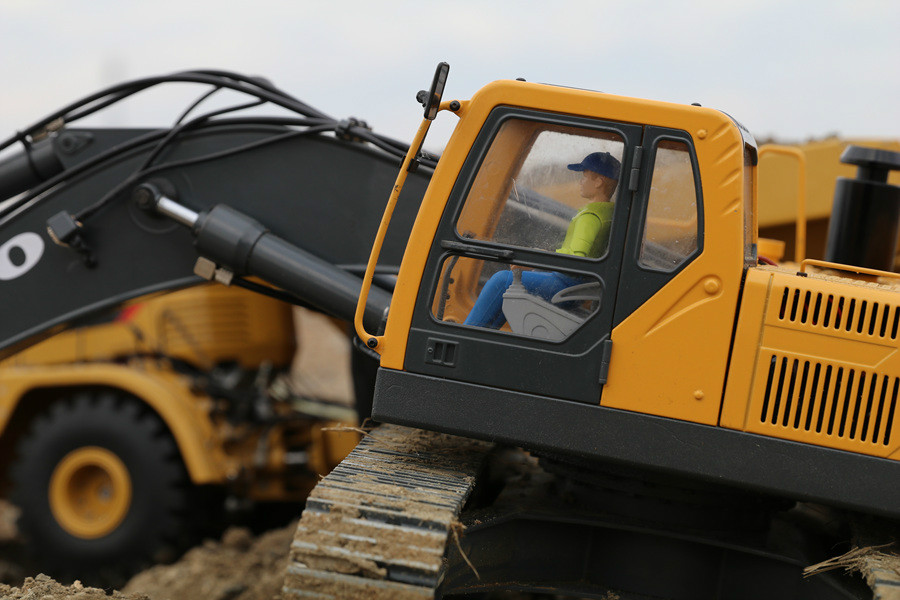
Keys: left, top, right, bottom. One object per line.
{"left": 0, "top": 284, "right": 357, "bottom": 581}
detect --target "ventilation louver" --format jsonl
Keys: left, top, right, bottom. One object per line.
{"left": 760, "top": 353, "right": 897, "bottom": 446}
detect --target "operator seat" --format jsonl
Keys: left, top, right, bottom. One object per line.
{"left": 501, "top": 272, "right": 601, "bottom": 341}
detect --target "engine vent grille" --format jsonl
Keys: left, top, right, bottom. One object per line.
{"left": 778, "top": 288, "right": 900, "bottom": 339}
{"left": 760, "top": 354, "right": 898, "bottom": 446}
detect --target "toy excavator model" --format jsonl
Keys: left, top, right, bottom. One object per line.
{"left": 0, "top": 70, "right": 431, "bottom": 583}
{"left": 292, "top": 64, "right": 900, "bottom": 599}
{"left": 3, "top": 65, "right": 900, "bottom": 598}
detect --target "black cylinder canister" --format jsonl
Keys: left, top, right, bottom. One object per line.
{"left": 825, "top": 146, "right": 900, "bottom": 272}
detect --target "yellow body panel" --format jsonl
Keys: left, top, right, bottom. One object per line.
{"left": 602, "top": 116, "right": 747, "bottom": 424}
{"left": 4, "top": 284, "right": 296, "bottom": 370}
{"left": 382, "top": 80, "right": 750, "bottom": 371}
{"left": 723, "top": 266, "right": 900, "bottom": 459}
{"left": 0, "top": 361, "right": 225, "bottom": 483}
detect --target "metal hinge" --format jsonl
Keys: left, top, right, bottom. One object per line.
{"left": 599, "top": 338, "right": 613, "bottom": 385}
{"left": 627, "top": 146, "right": 643, "bottom": 192}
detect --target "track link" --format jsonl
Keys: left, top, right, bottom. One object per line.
{"left": 859, "top": 554, "right": 900, "bottom": 600}
{"left": 282, "top": 424, "right": 493, "bottom": 599}
{"left": 854, "top": 524, "right": 900, "bottom": 600}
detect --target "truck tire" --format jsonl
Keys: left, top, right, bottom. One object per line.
{"left": 9, "top": 390, "right": 190, "bottom": 585}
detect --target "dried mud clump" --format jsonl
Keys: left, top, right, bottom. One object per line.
{"left": 120, "top": 524, "right": 295, "bottom": 600}
{"left": 0, "top": 522, "right": 296, "bottom": 600}
{"left": 0, "top": 574, "right": 150, "bottom": 600}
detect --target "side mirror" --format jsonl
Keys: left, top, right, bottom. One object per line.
{"left": 417, "top": 62, "right": 449, "bottom": 121}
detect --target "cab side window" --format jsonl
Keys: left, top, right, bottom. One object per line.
{"left": 638, "top": 140, "right": 700, "bottom": 272}
{"left": 456, "top": 120, "right": 625, "bottom": 259}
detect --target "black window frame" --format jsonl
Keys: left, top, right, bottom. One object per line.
{"left": 633, "top": 131, "right": 705, "bottom": 276}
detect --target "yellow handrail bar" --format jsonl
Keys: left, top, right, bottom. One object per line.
{"left": 759, "top": 145, "right": 807, "bottom": 263}
{"left": 354, "top": 104, "right": 451, "bottom": 352}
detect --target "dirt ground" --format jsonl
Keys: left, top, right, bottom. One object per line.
{"left": 0, "top": 495, "right": 303, "bottom": 600}
{"left": 0, "top": 498, "right": 297, "bottom": 600}
{"left": 120, "top": 524, "right": 295, "bottom": 600}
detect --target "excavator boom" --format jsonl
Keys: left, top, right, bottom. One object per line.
{"left": 0, "top": 123, "right": 430, "bottom": 356}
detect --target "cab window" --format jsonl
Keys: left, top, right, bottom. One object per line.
{"left": 638, "top": 139, "right": 700, "bottom": 271}
{"left": 456, "top": 120, "right": 625, "bottom": 259}
{"left": 431, "top": 256, "right": 600, "bottom": 341}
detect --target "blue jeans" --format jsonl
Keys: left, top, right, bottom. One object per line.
{"left": 464, "top": 270, "right": 580, "bottom": 329}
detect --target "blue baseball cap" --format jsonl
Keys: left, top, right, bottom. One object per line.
{"left": 567, "top": 152, "right": 621, "bottom": 180}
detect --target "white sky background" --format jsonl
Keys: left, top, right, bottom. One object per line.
{"left": 1, "top": 0, "right": 898, "bottom": 154}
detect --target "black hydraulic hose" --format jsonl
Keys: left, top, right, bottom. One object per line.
{"left": 0, "top": 70, "right": 327, "bottom": 154}
{"left": 0, "top": 116, "right": 325, "bottom": 223}
{"left": 0, "top": 128, "right": 164, "bottom": 221}
{"left": 0, "top": 137, "right": 64, "bottom": 200}
{"left": 174, "top": 85, "right": 224, "bottom": 125}
{"left": 231, "top": 277, "right": 318, "bottom": 310}
{"left": 1, "top": 70, "right": 438, "bottom": 227}
{"left": 1, "top": 116, "right": 427, "bottom": 226}
{"left": 3, "top": 69, "right": 422, "bottom": 166}
{"left": 190, "top": 69, "right": 301, "bottom": 101}
{"left": 64, "top": 89, "right": 139, "bottom": 123}
{"left": 137, "top": 98, "right": 269, "bottom": 171}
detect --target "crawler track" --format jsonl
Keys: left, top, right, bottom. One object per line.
{"left": 284, "top": 424, "right": 895, "bottom": 599}
{"left": 282, "top": 424, "right": 493, "bottom": 599}
{"left": 853, "top": 524, "right": 900, "bottom": 600}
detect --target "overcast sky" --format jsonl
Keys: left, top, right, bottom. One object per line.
{"left": 2, "top": 0, "right": 898, "bottom": 153}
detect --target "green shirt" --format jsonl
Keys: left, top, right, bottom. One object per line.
{"left": 556, "top": 201, "right": 614, "bottom": 258}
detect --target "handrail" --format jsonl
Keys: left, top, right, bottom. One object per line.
{"left": 799, "top": 258, "right": 900, "bottom": 280}
{"left": 759, "top": 145, "right": 807, "bottom": 263}
{"left": 354, "top": 99, "right": 457, "bottom": 351}
{"left": 353, "top": 116, "right": 432, "bottom": 352}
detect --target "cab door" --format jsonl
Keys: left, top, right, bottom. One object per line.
{"left": 403, "top": 108, "right": 641, "bottom": 403}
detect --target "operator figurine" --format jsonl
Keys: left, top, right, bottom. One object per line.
{"left": 464, "top": 151, "right": 620, "bottom": 329}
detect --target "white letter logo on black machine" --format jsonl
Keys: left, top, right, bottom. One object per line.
{"left": 0, "top": 232, "right": 45, "bottom": 281}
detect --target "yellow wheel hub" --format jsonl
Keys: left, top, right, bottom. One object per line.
{"left": 49, "top": 446, "right": 132, "bottom": 539}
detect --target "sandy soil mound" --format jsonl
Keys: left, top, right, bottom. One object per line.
{"left": 0, "top": 521, "right": 295, "bottom": 600}
{"left": 120, "top": 524, "right": 294, "bottom": 600}
{"left": 0, "top": 574, "right": 150, "bottom": 600}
